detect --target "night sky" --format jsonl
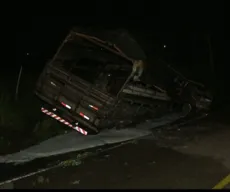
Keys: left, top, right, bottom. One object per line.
{"left": 4, "top": 1, "right": 225, "bottom": 102}
{"left": 10, "top": 2, "right": 222, "bottom": 63}
{"left": 11, "top": 2, "right": 222, "bottom": 60}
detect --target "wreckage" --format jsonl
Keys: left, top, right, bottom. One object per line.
{"left": 35, "top": 27, "right": 212, "bottom": 135}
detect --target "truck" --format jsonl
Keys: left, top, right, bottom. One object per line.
{"left": 35, "top": 27, "right": 212, "bottom": 135}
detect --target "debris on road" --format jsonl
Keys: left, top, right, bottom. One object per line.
{"left": 131, "top": 140, "right": 139, "bottom": 145}
{"left": 149, "top": 161, "right": 156, "bottom": 165}
{"left": 72, "top": 180, "right": 80, "bottom": 185}
{"left": 37, "top": 176, "right": 44, "bottom": 184}
{"left": 59, "top": 159, "right": 82, "bottom": 167}
{"left": 76, "top": 152, "right": 92, "bottom": 159}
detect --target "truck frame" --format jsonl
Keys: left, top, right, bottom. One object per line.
{"left": 35, "top": 28, "right": 212, "bottom": 135}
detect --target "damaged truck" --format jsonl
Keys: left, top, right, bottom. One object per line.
{"left": 35, "top": 28, "right": 212, "bottom": 135}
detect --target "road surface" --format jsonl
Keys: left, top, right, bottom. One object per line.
{"left": 1, "top": 112, "right": 230, "bottom": 189}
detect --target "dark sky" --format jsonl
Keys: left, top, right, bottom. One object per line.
{"left": 4, "top": 2, "right": 224, "bottom": 85}
{"left": 9, "top": 1, "right": 223, "bottom": 64}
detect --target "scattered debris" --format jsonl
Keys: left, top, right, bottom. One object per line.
{"left": 132, "top": 140, "right": 138, "bottom": 145}
{"left": 59, "top": 152, "right": 93, "bottom": 167}
{"left": 59, "top": 159, "right": 82, "bottom": 167}
{"left": 46, "top": 178, "right": 50, "bottom": 183}
{"left": 96, "top": 148, "right": 103, "bottom": 152}
{"left": 37, "top": 176, "right": 44, "bottom": 184}
{"left": 76, "top": 152, "right": 92, "bottom": 159}
{"left": 72, "top": 180, "right": 80, "bottom": 185}
{"left": 35, "top": 176, "right": 50, "bottom": 185}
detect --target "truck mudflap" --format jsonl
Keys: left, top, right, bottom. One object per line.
{"left": 41, "top": 107, "right": 88, "bottom": 136}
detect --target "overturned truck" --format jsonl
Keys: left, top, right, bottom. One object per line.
{"left": 35, "top": 28, "right": 212, "bottom": 135}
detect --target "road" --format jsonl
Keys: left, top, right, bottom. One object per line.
{"left": 0, "top": 110, "right": 230, "bottom": 189}
{"left": 0, "top": 112, "right": 229, "bottom": 189}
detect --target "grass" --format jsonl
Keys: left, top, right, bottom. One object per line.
{"left": 0, "top": 90, "right": 25, "bottom": 131}
{"left": 0, "top": 68, "right": 68, "bottom": 155}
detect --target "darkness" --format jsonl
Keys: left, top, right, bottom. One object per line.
{"left": 3, "top": 1, "right": 225, "bottom": 105}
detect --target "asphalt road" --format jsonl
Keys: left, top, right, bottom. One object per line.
{"left": 2, "top": 113, "right": 229, "bottom": 189}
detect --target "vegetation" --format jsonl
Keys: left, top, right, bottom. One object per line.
{"left": 0, "top": 67, "right": 68, "bottom": 155}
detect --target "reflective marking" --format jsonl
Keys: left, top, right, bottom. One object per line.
{"left": 41, "top": 107, "right": 88, "bottom": 135}
{"left": 80, "top": 112, "right": 90, "bottom": 120}
{"left": 73, "top": 126, "right": 87, "bottom": 135}
{"left": 61, "top": 102, "right": 71, "bottom": 109}
{"left": 213, "top": 174, "right": 230, "bottom": 189}
{"left": 89, "top": 104, "right": 99, "bottom": 111}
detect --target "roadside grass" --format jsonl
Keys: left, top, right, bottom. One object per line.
{"left": 0, "top": 69, "right": 67, "bottom": 155}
